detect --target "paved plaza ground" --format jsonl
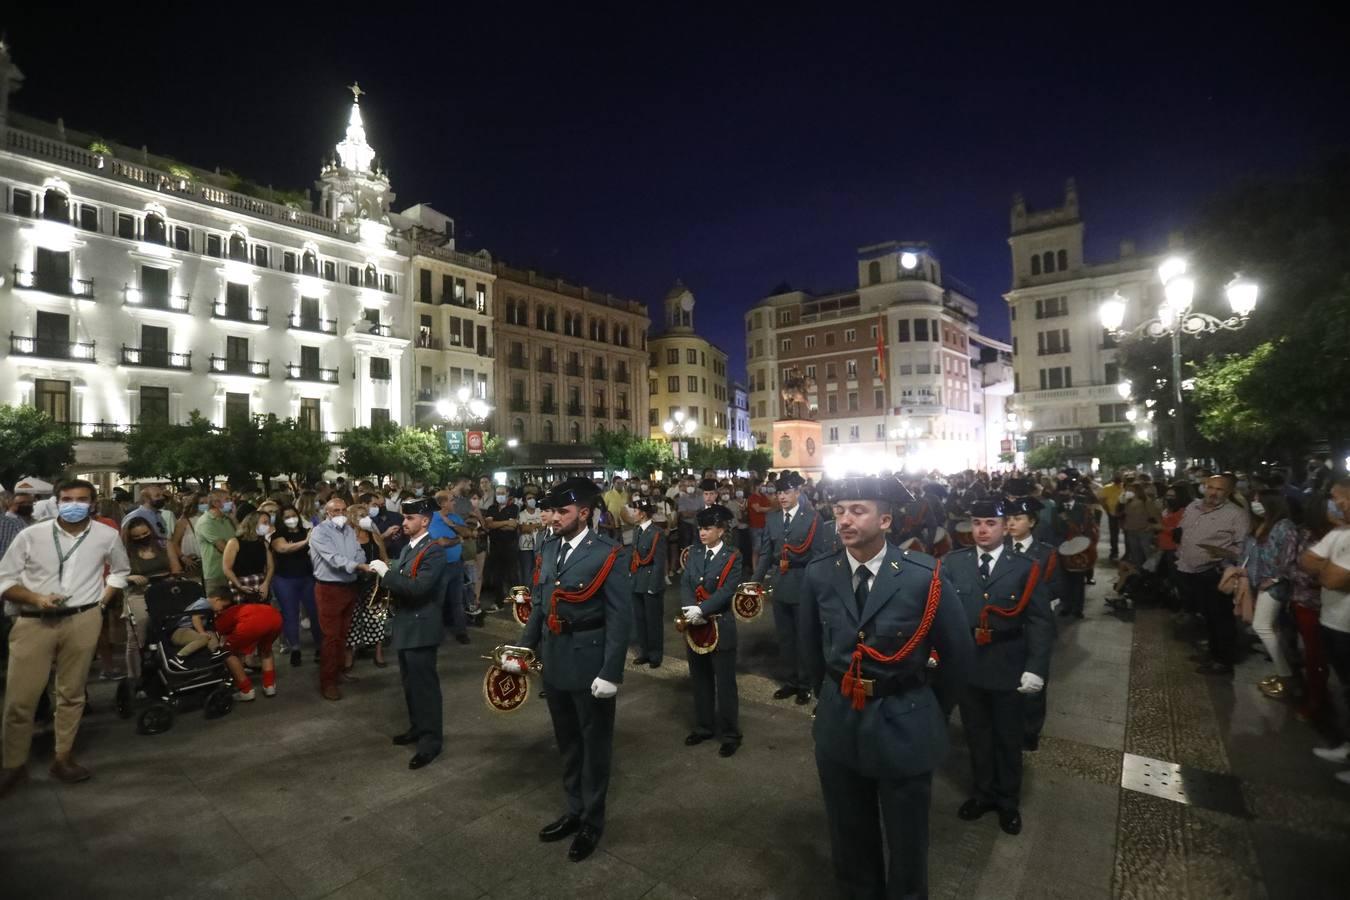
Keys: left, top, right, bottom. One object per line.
{"left": 2, "top": 555, "right": 1349, "bottom": 899}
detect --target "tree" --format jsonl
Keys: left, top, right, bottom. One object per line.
{"left": 623, "top": 439, "right": 675, "bottom": 477}
{"left": 261, "top": 416, "right": 331, "bottom": 490}
{"left": 998, "top": 451, "right": 1016, "bottom": 465}
{"left": 0, "top": 405, "right": 76, "bottom": 487}
{"left": 748, "top": 447, "right": 773, "bottom": 475}
{"left": 445, "top": 434, "right": 509, "bottom": 483}
{"left": 591, "top": 426, "right": 636, "bottom": 474}
{"left": 390, "top": 427, "right": 452, "bottom": 483}
{"left": 338, "top": 424, "right": 403, "bottom": 482}
{"left": 121, "top": 412, "right": 228, "bottom": 489}
{"left": 1094, "top": 431, "right": 1156, "bottom": 474}
{"left": 1025, "top": 445, "right": 1066, "bottom": 472}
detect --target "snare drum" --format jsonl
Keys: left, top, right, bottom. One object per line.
{"left": 1058, "top": 535, "right": 1093, "bottom": 573}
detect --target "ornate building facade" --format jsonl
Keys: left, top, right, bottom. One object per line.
{"left": 646, "top": 281, "right": 730, "bottom": 444}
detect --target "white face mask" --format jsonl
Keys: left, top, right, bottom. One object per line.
{"left": 495, "top": 494, "right": 508, "bottom": 504}
{"left": 330, "top": 515, "right": 348, "bottom": 529}
{"left": 685, "top": 486, "right": 695, "bottom": 494}
{"left": 358, "top": 515, "right": 375, "bottom": 531}
{"left": 1250, "top": 502, "right": 1265, "bottom": 517}
{"left": 283, "top": 517, "right": 300, "bottom": 529}
{"left": 735, "top": 490, "right": 744, "bottom": 499}
{"left": 256, "top": 523, "right": 272, "bottom": 537}
{"left": 719, "top": 494, "right": 730, "bottom": 502}
{"left": 526, "top": 498, "right": 536, "bottom": 509}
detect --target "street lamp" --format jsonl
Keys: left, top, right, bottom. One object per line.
{"left": 1099, "top": 257, "right": 1259, "bottom": 467}
{"left": 437, "top": 384, "right": 493, "bottom": 428}
{"left": 663, "top": 410, "right": 696, "bottom": 463}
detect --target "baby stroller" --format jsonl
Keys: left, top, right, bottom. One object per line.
{"left": 115, "top": 578, "right": 237, "bottom": 735}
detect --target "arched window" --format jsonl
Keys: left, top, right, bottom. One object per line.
{"left": 868, "top": 260, "right": 881, "bottom": 285}
{"left": 1042, "top": 251, "right": 1055, "bottom": 274}
{"left": 543, "top": 420, "right": 555, "bottom": 442}
{"left": 228, "top": 233, "right": 248, "bottom": 261}
{"left": 43, "top": 188, "right": 70, "bottom": 223}
{"left": 536, "top": 306, "right": 546, "bottom": 329}
{"left": 513, "top": 418, "right": 525, "bottom": 440}
{"left": 364, "top": 264, "right": 378, "bottom": 288}
{"left": 1030, "top": 254, "right": 1041, "bottom": 276}
{"left": 569, "top": 421, "right": 581, "bottom": 443}
{"left": 143, "top": 211, "right": 167, "bottom": 245}
{"left": 546, "top": 309, "right": 557, "bottom": 332}
{"left": 302, "top": 250, "right": 318, "bottom": 276}
{"left": 1056, "top": 249, "right": 1068, "bottom": 272}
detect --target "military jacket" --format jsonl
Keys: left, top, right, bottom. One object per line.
{"left": 382, "top": 534, "right": 448, "bottom": 652}
{"left": 680, "top": 542, "right": 744, "bottom": 651}
{"left": 628, "top": 522, "right": 667, "bottom": 595}
{"left": 751, "top": 500, "right": 826, "bottom": 606}
{"left": 942, "top": 545, "right": 1053, "bottom": 691}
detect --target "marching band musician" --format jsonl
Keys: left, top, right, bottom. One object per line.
{"left": 504, "top": 477, "right": 632, "bottom": 863}
{"left": 1052, "top": 476, "right": 1092, "bottom": 618}
{"left": 752, "top": 471, "right": 825, "bottom": 706}
{"left": 945, "top": 499, "right": 1053, "bottom": 835}
{"left": 680, "top": 504, "right": 744, "bottom": 757}
{"left": 801, "top": 474, "right": 973, "bottom": 899}
{"left": 1004, "top": 496, "right": 1061, "bottom": 752}
{"left": 629, "top": 498, "right": 667, "bottom": 668}
{"left": 371, "top": 497, "right": 448, "bottom": 770}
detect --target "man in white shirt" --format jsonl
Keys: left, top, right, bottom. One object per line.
{"left": 0, "top": 479, "right": 131, "bottom": 796}
{"left": 1299, "top": 476, "right": 1350, "bottom": 784}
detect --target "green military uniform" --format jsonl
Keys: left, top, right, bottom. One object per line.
{"left": 1006, "top": 496, "right": 1061, "bottom": 752}
{"left": 680, "top": 505, "right": 744, "bottom": 751}
{"left": 629, "top": 501, "right": 668, "bottom": 667}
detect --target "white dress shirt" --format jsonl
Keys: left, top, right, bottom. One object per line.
{"left": 0, "top": 518, "right": 131, "bottom": 616}
{"left": 637, "top": 520, "right": 653, "bottom": 532}
{"left": 977, "top": 543, "right": 1005, "bottom": 571}
{"left": 846, "top": 543, "right": 888, "bottom": 588}
{"left": 703, "top": 541, "right": 724, "bottom": 561}
{"left": 1010, "top": 537, "right": 1033, "bottom": 555}
{"left": 557, "top": 527, "right": 590, "bottom": 566}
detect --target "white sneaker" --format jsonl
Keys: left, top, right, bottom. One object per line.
{"left": 262, "top": 685, "right": 276, "bottom": 697}
{"left": 1313, "top": 742, "right": 1350, "bottom": 763}
{"left": 235, "top": 688, "right": 257, "bottom": 701}
{"left": 1335, "top": 770, "right": 1350, "bottom": 786}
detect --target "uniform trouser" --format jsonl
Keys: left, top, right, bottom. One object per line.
{"left": 1022, "top": 685, "right": 1047, "bottom": 744}
{"left": 816, "top": 755, "right": 932, "bottom": 900}
{"left": 772, "top": 598, "right": 804, "bottom": 690}
{"left": 3, "top": 605, "right": 103, "bottom": 768}
{"left": 442, "top": 561, "right": 467, "bottom": 634}
{"left": 959, "top": 685, "right": 1024, "bottom": 811}
{"left": 632, "top": 591, "right": 664, "bottom": 663}
{"left": 398, "top": 645, "right": 443, "bottom": 757}
{"left": 688, "top": 647, "right": 740, "bottom": 743}
{"left": 544, "top": 686, "right": 616, "bottom": 833}
{"left": 1062, "top": 573, "right": 1086, "bottom": 616}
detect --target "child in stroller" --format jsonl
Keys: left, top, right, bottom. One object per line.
{"left": 206, "top": 592, "right": 284, "bottom": 700}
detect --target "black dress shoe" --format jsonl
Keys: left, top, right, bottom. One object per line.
{"left": 1023, "top": 736, "right": 1040, "bottom": 752}
{"left": 1196, "top": 661, "right": 1234, "bottom": 676}
{"left": 649, "top": 660, "right": 662, "bottom": 669}
{"left": 290, "top": 650, "right": 302, "bottom": 667}
{"left": 568, "top": 826, "right": 600, "bottom": 862}
{"left": 408, "top": 752, "right": 438, "bottom": 770}
{"left": 718, "top": 742, "right": 739, "bottom": 758}
{"left": 685, "top": 732, "right": 711, "bottom": 746}
{"left": 998, "top": 808, "right": 1022, "bottom": 835}
{"left": 392, "top": 730, "right": 417, "bottom": 746}
{"left": 958, "top": 798, "right": 996, "bottom": 821}
{"left": 772, "top": 686, "right": 797, "bottom": 700}
{"left": 539, "top": 814, "right": 580, "bottom": 843}
{"left": 795, "top": 690, "right": 811, "bottom": 706}
{"left": 632, "top": 656, "right": 650, "bottom": 666}
{"left": 455, "top": 633, "right": 471, "bottom": 645}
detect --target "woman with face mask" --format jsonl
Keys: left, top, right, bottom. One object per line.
{"left": 345, "top": 503, "right": 392, "bottom": 670}
{"left": 115, "top": 519, "right": 184, "bottom": 680}
{"left": 270, "top": 504, "right": 322, "bottom": 667}
{"left": 1243, "top": 490, "right": 1300, "bottom": 699}
{"left": 517, "top": 490, "right": 545, "bottom": 583}
{"left": 480, "top": 487, "right": 521, "bottom": 612}
{"left": 222, "top": 511, "right": 275, "bottom": 606}
{"left": 169, "top": 493, "right": 203, "bottom": 580}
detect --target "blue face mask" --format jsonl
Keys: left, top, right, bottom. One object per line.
{"left": 221, "top": 501, "right": 234, "bottom": 513}
{"left": 1329, "top": 499, "right": 1343, "bottom": 521}
{"left": 58, "top": 501, "right": 91, "bottom": 523}
{"left": 197, "top": 503, "right": 208, "bottom": 514}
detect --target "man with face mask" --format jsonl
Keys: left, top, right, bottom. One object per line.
{"left": 121, "top": 485, "right": 170, "bottom": 547}
{"left": 1177, "top": 475, "right": 1250, "bottom": 675}
{"left": 308, "top": 498, "right": 375, "bottom": 699}
{"left": 0, "top": 492, "right": 35, "bottom": 563}
{"left": 0, "top": 480, "right": 130, "bottom": 795}
{"left": 194, "top": 489, "right": 238, "bottom": 599}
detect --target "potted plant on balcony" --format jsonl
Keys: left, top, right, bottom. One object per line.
{"left": 88, "top": 139, "right": 112, "bottom": 169}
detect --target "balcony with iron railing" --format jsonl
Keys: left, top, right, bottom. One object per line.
{"left": 416, "top": 388, "right": 435, "bottom": 402}
{"left": 11, "top": 267, "right": 94, "bottom": 299}
{"left": 286, "top": 363, "right": 339, "bottom": 383}
{"left": 9, "top": 334, "right": 96, "bottom": 361}
{"left": 564, "top": 362, "right": 583, "bottom": 377}
{"left": 591, "top": 365, "right": 608, "bottom": 380}
{"left": 415, "top": 333, "right": 443, "bottom": 350}
{"left": 124, "top": 285, "right": 190, "bottom": 314}
{"left": 538, "top": 359, "right": 558, "bottom": 374}
{"left": 212, "top": 301, "right": 268, "bottom": 325}
{"left": 508, "top": 354, "right": 529, "bottom": 370}
{"left": 354, "top": 322, "right": 393, "bottom": 337}
{"left": 53, "top": 421, "right": 131, "bottom": 441}
{"left": 592, "top": 406, "right": 609, "bottom": 419}
{"left": 120, "top": 346, "right": 191, "bottom": 370}
{"left": 508, "top": 399, "right": 529, "bottom": 413}
{"left": 288, "top": 314, "right": 337, "bottom": 335}
{"left": 566, "top": 402, "right": 583, "bottom": 416}
{"left": 616, "top": 408, "right": 631, "bottom": 420}
{"left": 208, "top": 356, "right": 269, "bottom": 378}
{"left": 539, "top": 400, "right": 557, "bottom": 414}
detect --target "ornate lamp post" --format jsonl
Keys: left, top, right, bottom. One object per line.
{"left": 1099, "top": 258, "right": 1258, "bottom": 467}
{"left": 435, "top": 385, "right": 492, "bottom": 429}
{"left": 663, "top": 409, "right": 696, "bottom": 465}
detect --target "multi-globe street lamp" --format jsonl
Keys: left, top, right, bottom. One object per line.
{"left": 435, "top": 385, "right": 492, "bottom": 427}
{"left": 663, "top": 409, "right": 696, "bottom": 463}
{"left": 890, "top": 418, "right": 922, "bottom": 468}
{"left": 1099, "top": 257, "right": 1259, "bottom": 467}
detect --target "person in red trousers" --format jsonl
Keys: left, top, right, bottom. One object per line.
{"left": 207, "top": 593, "right": 283, "bottom": 700}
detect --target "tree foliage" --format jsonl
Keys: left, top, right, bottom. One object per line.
{"left": 0, "top": 405, "right": 76, "bottom": 487}
{"left": 1093, "top": 431, "right": 1157, "bottom": 473}
{"left": 337, "top": 424, "right": 403, "bottom": 482}
{"left": 122, "top": 412, "right": 328, "bottom": 491}
{"left": 1025, "top": 445, "right": 1066, "bottom": 472}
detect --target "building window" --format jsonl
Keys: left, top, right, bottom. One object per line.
{"left": 847, "top": 392, "right": 858, "bottom": 411}
{"left": 825, "top": 363, "right": 837, "bottom": 380}
{"left": 828, "top": 426, "right": 839, "bottom": 442}
{"left": 804, "top": 335, "right": 815, "bottom": 349}
{"left": 43, "top": 187, "right": 70, "bottom": 222}
{"left": 1098, "top": 403, "right": 1131, "bottom": 424}
{"left": 1035, "top": 296, "right": 1068, "bottom": 319}
{"left": 1042, "top": 251, "right": 1055, "bottom": 274}
{"left": 849, "top": 425, "right": 860, "bottom": 441}
{"left": 1037, "top": 367, "right": 1072, "bottom": 390}
{"left": 1031, "top": 255, "right": 1041, "bottom": 276}
{"left": 1036, "top": 329, "right": 1070, "bottom": 355}
{"left": 780, "top": 339, "right": 791, "bottom": 352}
{"left": 228, "top": 233, "right": 248, "bottom": 261}
{"left": 142, "top": 211, "right": 166, "bottom": 245}
{"left": 827, "top": 395, "right": 838, "bottom": 413}
{"left": 323, "top": 260, "right": 337, "bottom": 282}
{"left": 34, "top": 378, "right": 71, "bottom": 422}
{"left": 667, "top": 375, "right": 679, "bottom": 392}
{"left": 117, "top": 213, "right": 137, "bottom": 240}
{"left": 282, "top": 251, "right": 298, "bottom": 274}
{"left": 683, "top": 348, "right": 695, "bottom": 364}
{"left": 1013, "top": 337, "right": 1019, "bottom": 354}
{"left": 874, "top": 389, "right": 884, "bottom": 408}
{"left": 666, "top": 348, "right": 679, "bottom": 365}
{"left": 370, "top": 357, "right": 391, "bottom": 380}
{"left": 139, "top": 386, "right": 169, "bottom": 424}
{"left": 687, "top": 375, "right": 699, "bottom": 392}
{"left": 1105, "top": 362, "right": 1119, "bottom": 384}
{"left": 204, "top": 233, "right": 222, "bottom": 257}
{"left": 367, "top": 408, "right": 389, "bottom": 428}
{"left": 897, "top": 320, "right": 910, "bottom": 342}
{"left": 845, "top": 328, "right": 856, "bottom": 343}
{"left": 476, "top": 283, "right": 487, "bottom": 312}
{"left": 225, "top": 392, "right": 250, "bottom": 426}
{"left": 846, "top": 359, "right": 857, "bottom": 378}
{"left": 825, "top": 332, "right": 835, "bottom": 347}
{"left": 299, "top": 398, "right": 321, "bottom": 432}
{"left": 1057, "top": 249, "right": 1068, "bottom": 271}
{"left": 569, "top": 421, "right": 581, "bottom": 443}
{"left": 914, "top": 319, "right": 929, "bottom": 341}
{"left": 777, "top": 309, "right": 792, "bottom": 326}
{"left": 867, "top": 260, "right": 881, "bottom": 285}
{"left": 11, "top": 189, "right": 33, "bottom": 217}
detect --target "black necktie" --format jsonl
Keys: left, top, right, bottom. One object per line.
{"left": 705, "top": 548, "right": 714, "bottom": 565}
{"left": 784, "top": 511, "right": 792, "bottom": 530}
{"left": 854, "top": 567, "right": 871, "bottom": 615}
{"left": 557, "top": 542, "right": 571, "bottom": 571}
{"left": 980, "top": 552, "right": 993, "bottom": 580}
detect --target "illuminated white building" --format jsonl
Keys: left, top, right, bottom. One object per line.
{"left": 0, "top": 43, "right": 414, "bottom": 477}
{"left": 746, "top": 241, "right": 1012, "bottom": 474}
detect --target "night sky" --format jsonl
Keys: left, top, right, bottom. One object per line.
{"left": 6, "top": 7, "right": 1347, "bottom": 380}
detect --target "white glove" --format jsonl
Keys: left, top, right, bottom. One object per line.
{"left": 680, "top": 605, "right": 705, "bottom": 624}
{"left": 1017, "top": 671, "right": 1045, "bottom": 694}
{"left": 368, "top": 559, "right": 389, "bottom": 577}
{"left": 590, "top": 677, "right": 618, "bottom": 699}
{"left": 1050, "top": 597, "right": 1062, "bottom": 612}
{"left": 499, "top": 656, "right": 523, "bottom": 674}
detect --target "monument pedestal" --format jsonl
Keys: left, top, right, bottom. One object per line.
{"left": 771, "top": 419, "right": 824, "bottom": 475}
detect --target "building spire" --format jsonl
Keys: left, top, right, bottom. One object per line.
{"left": 335, "top": 82, "right": 375, "bottom": 174}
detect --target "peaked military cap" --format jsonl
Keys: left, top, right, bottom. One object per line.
{"left": 696, "top": 504, "right": 735, "bottom": 527}
{"left": 400, "top": 497, "right": 438, "bottom": 517}
{"left": 775, "top": 471, "right": 805, "bottom": 491}
{"left": 699, "top": 478, "right": 719, "bottom": 492}
{"left": 1005, "top": 496, "right": 1043, "bottom": 516}
{"left": 1003, "top": 477, "right": 1032, "bottom": 497}
{"left": 968, "top": 498, "right": 1007, "bottom": 518}
{"left": 546, "top": 476, "right": 601, "bottom": 508}
{"left": 632, "top": 497, "right": 655, "bottom": 515}
{"left": 825, "top": 473, "right": 915, "bottom": 505}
